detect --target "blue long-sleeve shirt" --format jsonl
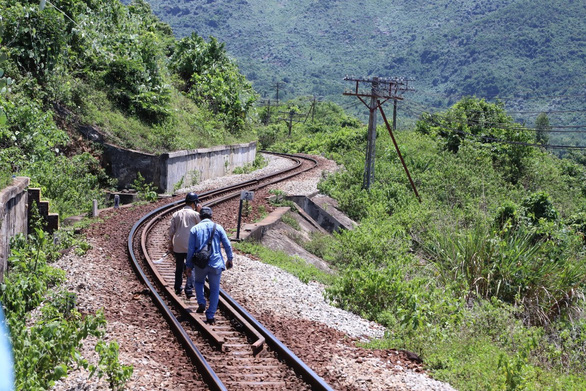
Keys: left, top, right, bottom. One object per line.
{"left": 186, "top": 219, "right": 233, "bottom": 270}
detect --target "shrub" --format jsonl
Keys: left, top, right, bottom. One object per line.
{"left": 567, "top": 213, "right": 586, "bottom": 243}
{"left": 132, "top": 172, "right": 158, "bottom": 202}
{"left": 415, "top": 97, "right": 533, "bottom": 184}
{"left": 422, "top": 222, "right": 586, "bottom": 325}
{"left": 495, "top": 201, "right": 520, "bottom": 230}
{"left": 25, "top": 153, "right": 114, "bottom": 217}
{"left": 170, "top": 33, "right": 256, "bottom": 133}
{"left": 0, "top": 230, "right": 110, "bottom": 390}
{"left": 521, "top": 191, "right": 559, "bottom": 223}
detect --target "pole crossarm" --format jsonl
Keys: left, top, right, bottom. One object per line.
{"left": 343, "top": 75, "right": 414, "bottom": 101}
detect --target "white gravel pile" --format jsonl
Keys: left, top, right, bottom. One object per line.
{"left": 222, "top": 255, "right": 386, "bottom": 340}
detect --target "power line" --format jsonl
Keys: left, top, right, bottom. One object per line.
{"left": 492, "top": 92, "right": 586, "bottom": 102}
{"left": 505, "top": 109, "right": 586, "bottom": 115}
{"left": 423, "top": 116, "right": 586, "bottom": 150}
{"left": 432, "top": 118, "right": 586, "bottom": 133}
{"left": 404, "top": 97, "right": 586, "bottom": 117}
{"left": 401, "top": 98, "right": 586, "bottom": 130}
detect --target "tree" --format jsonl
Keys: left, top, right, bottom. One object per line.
{"left": 415, "top": 97, "right": 534, "bottom": 184}
{"left": 535, "top": 112, "right": 551, "bottom": 145}
{"left": 0, "top": 28, "right": 10, "bottom": 126}
{"left": 169, "top": 33, "right": 257, "bottom": 133}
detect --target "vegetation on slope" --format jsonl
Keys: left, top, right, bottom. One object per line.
{"left": 142, "top": 0, "right": 586, "bottom": 147}
{"left": 0, "top": 0, "right": 257, "bottom": 216}
{"left": 0, "top": 222, "right": 133, "bottom": 390}
{"left": 259, "top": 96, "right": 586, "bottom": 390}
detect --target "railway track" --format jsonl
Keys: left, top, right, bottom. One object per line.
{"left": 127, "top": 152, "right": 334, "bottom": 390}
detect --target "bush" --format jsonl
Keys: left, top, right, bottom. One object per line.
{"left": 0, "top": 230, "right": 110, "bottom": 390}
{"left": 170, "top": 33, "right": 256, "bottom": 133}
{"left": 521, "top": 191, "right": 558, "bottom": 223}
{"left": 25, "top": 153, "right": 114, "bottom": 217}
{"left": 415, "top": 97, "right": 534, "bottom": 184}
{"left": 422, "top": 222, "right": 586, "bottom": 325}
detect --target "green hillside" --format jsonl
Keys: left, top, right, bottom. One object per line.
{"left": 142, "top": 0, "right": 586, "bottom": 145}
{"left": 0, "top": 0, "right": 256, "bottom": 216}
{"left": 256, "top": 96, "right": 586, "bottom": 390}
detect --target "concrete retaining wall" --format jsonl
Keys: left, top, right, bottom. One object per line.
{"left": 102, "top": 141, "right": 257, "bottom": 193}
{"left": 102, "top": 144, "right": 161, "bottom": 192}
{"left": 68, "top": 105, "right": 256, "bottom": 193}
{"left": 286, "top": 195, "right": 356, "bottom": 233}
{"left": 0, "top": 177, "right": 30, "bottom": 281}
{"left": 161, "top": 142, "right": 257, "bottom": 193}
{"left": 74, "top": 116, "right": 257, "bottom": 193}
{"left": 0, "top": 179, "right": 59, "bottom": 282}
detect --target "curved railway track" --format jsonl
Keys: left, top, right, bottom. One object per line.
{"left": 128, "top": 152, "right": 334, "bottom": 390}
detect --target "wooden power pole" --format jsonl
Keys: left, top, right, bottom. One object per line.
{"left": 279, "top": 108, "right": 303, "bottom": 136}
{"left": 343, "top": 76, "right": 420, "bottom": 201}
{"left": 273, "top": 82, "right": 282, "bottom": 106}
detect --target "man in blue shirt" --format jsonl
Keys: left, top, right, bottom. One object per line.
{"left": 185, "top": 207, "right": 233, "bottom": 325}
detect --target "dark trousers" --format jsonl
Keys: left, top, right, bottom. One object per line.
{"left": 173, "top": 252, "right": 193, "bottom": 295}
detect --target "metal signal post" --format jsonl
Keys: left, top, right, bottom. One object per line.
{"left": 236, "top": 191, "right": 254, "bottom": 240}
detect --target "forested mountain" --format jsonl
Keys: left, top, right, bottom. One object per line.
{"left": 141, "top": 0, "right": 586, "bottom": 145}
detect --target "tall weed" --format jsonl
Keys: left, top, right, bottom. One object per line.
{"left": 423, "top": 223, "right": 586, "bottom": 325}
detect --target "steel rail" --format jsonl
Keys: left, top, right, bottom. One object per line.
{"left": 140, "top": 207, "right": 229, "bottom": 350}
{"left": 128, "top": 152, "right": 329, "bottom": 390}
{"left": 218, "top": 288, "right": 335, "bottom": 391}
{"left": 128, "top": 202, "right": 227, "bottom": 391}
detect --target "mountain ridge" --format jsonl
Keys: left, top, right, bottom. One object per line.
{"left": 142, "top": 0, "right": 586, "bottom": 145}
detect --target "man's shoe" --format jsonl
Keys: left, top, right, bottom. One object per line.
{"left": 204, "top": 318, "right": 215, "bottom": 325}
{"left": 185, "top": 293, "right": 194, "bottom": 300}
{"left": 196, "top": 304, "right": 206, "bottom": 313}
{"left": 175, "top": 288, "right": 182, "bottom": 295}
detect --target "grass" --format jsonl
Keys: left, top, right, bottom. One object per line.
{"left": 422, "top": 329, "right": 586, "bottom": 390}
{"left": 232, "top": 153, "right": 269, "bottom": 174}
{"left": 362, "top": 295, "right": 586, "bottom": 391}
{"left": 75, "top": 80, "right": 255, "bottom": 154}
{"left": 280, "top": 212, "right": 300, "bottom": 230}
{"left": 234, "top": 241, "right": 335, "bottom": 285}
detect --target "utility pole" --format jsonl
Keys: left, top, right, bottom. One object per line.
{"left": 257, "top": 98, "right": 272, "bottom": 125}
{"left": 273, "top": 82, "right": 282, "bottom": 106}
{"left": 303, "top": 95, "right": 320, "bottom": 124}
{"left": 265, "top": 99, "right": 272, "bottom": 125}
{"left": 279, "top": 108, "right": 303, "bottom": 136}
{"left": 343, "top": 76, "right": 420, "bottom": 201}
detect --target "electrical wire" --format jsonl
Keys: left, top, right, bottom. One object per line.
{"left": 401, "top": 98, "right": 586, "bottom": 130}
{"left": 505, "top": 109, "right": 586, "bottom": 115}
{"left": 423, "top": 117, "right": 586, "bottom": 150}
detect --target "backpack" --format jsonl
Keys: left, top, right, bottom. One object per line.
{"left": 192, "top": 223, "right": 216, "bottom": 268}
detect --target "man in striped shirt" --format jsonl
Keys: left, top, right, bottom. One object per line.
{"left": 168, "top": 192, "right": 201, "bottom": 298}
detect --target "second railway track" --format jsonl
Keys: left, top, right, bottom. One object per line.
{"left": 128, "top": 152, "right": 335, "bottom": 390}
